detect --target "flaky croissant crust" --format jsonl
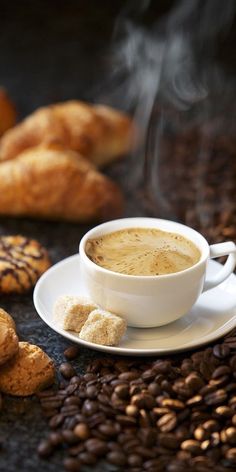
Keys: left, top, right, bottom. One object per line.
{"left": 0, "top": 100, "right": 134, "bottom": 166}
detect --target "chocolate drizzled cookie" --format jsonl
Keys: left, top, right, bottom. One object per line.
{"left": 0, "top": 235, "right": 51, "bottom": 293}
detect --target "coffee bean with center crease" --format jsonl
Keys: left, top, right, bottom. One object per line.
{"left": 157, "top": 412, "right": 177, "bottom": 432}
{"left": 204, "top": 389, "right": 227, "bottom": 405}
{"left": 213, "top": 344, "right": 230, "bottom": 359}
{"left": 107, "top": 450, "right": 127, "bottom": 466}
{"left": 131, "top": 393, "right": 155, "bottom": 409}
{"left": 181, "top": 439, "right": 201, "bottom": 455}
{"left": 114, "top": 383, "right": 130, "bottom": 399}
{"left": 85, "top": 438, "right": 108, "bottom": 456}
{"left": 64, "top": 346, "right": 80, "bottom": 360}
{"left": 37, "top": 439, "right": 53, "bottom": 458}
{"left": 59, "top": 363, "right": 76, "bottom": 379}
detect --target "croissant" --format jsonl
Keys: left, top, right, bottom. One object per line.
{"left": 0, "top": 145, "right": 124, "bottom": 222}
{"left": 0, "top": 100, "right": 133, "bottom": 166}
{"left": 0, "top": 88, "right": 16, "bottom": 136}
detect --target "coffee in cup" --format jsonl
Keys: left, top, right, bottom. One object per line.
{"left": 85, "top": 227, "right": 201, "bottom": 276}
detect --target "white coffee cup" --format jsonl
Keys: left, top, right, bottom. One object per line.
{"left": 79, "top": 217, "right": 236, "bottom": 328}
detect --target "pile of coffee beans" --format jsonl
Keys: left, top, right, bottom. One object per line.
{"left": 37, "top": 331, "right": 236, "bottom": 471}
{"left": 137, "top": 113, "right": 236, "bottom": 245}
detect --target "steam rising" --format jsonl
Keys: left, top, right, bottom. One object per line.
{"left": 106, "top": 0, "right": 236, "bottom": 222}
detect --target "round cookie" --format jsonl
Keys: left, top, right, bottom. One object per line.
{"left": 0, "top": 307, "right": 16, "bottom": 330}
{"left": 0, "top": 235, "right": 51, "bottom": 294}
{"left": 0, "top": 308, "right": 18, "bottom": 365}
{"left": 0, "top": 342, "right": 55, "bottom": 396}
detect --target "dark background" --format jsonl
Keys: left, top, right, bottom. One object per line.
{"left": 0, "top": 1, "right": 236, "bottom": 471}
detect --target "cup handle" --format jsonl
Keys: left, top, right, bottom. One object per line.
{"left": 203, "top": 241, "right": 236, "bottom": 292}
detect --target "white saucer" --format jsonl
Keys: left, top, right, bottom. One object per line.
{"left": 33, "top": 255, "right": 236, "bottom": 356}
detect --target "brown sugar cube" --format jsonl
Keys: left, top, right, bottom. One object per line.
{"left": 79, "top": 309, "right": 126, "bottom": 346}
{"left": 53, "top": 295, "right": 97, "bottom": 332}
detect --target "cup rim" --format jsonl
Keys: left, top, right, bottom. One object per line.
{"left": 79, "top": 217, "right": 209, "bottom": 280}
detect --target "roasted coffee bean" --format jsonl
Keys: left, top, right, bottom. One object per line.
{"left": 186, "top": 395, "right": 203, "bottom": 406}
{"left": 64, "top": 346, "right": 80, "bottom": 360}
{"left": 181, "top": 439, "right": 201, "bottom": 455}
{"left": 128, "top": 454, "right": 143, "bottom": 467}
{"left": 225, "top": 448, "right": 236, "bottom": 462}
{"left": 161, "top": 398, "right": 185, "bottom": 410}
{"left": 48, "top": 431, "right": 63, "bottom": 446}
{"left": 59, "top": 363, "right": 76, "bottom": 379}
{"left": 224, "top": 337, "right": 236, "bottom": 348}
{"left": 124, "top": 438, "right": 140, "bottom": 453}
{"left": 74, "top": 423, "right": 90, "bottom": 440}
{"left": 82, "top": 400, "right": 98, "bottom": 416}
{"left": 116, "top": 414, "right": 137, "bottom": 427}
{"left": 63, "top": 457, "right": 81, "bottom": 471}
{"left": 221, "top": 427, "right": 236, "bottom": 444}
{"left": 60, "top": 405, "right": 79, "bottom": 416}
{"left": 73, "top": 451, "right": 94, "bottom": 465}
{"left": 98, "top": 423, "right": 118, "bottom": 437}
{"left": 159, "top": 433, "right": 180, "bottom": 449}
{"left": 139, "top": 409, "right": 152, "bottom": 427}
{"left": 118, "top": 372, "right": 140, "bottom": 381}
{"left": 194, "top": 427, "right": 210, "bottom": 441}
{"left": 136, "top": 446, "right": 156, "bottom": 459}
{"left": 147, "top": 382, "right": 161, "bottom": 396}
{"left": 185, "top": 372, "right": 205, "bottom": 391}
{"left": 153, "top": 360, "right": 171, "bottom": 374}
{"left": 126, "top": 404, "right": 139, "bottom": 417}
{"left": 181, "top": 359, "right": 194, "bottom": 376}
{"left": 157, "top": 413, "right": 177, "bottom": 432}
{"left": 232, "top": 414, "right": 236, "bottom": 425}
{"left": 215, "top": 405, "right": 233, "bottom": 417}
{"left": 131, "top": 393, "right": 155, "bottom": 409}
{"left": 204, "top": 389, "right": 227, "bottom": 405}
{"left": 230, "top": 355, "right": 236, "bottom": 369}
{"left": 202, "top": 419, "right": 220, "bottom": 432}
{"left": 142, "top": 369, "right": 156, "bottom": 382}
{"left": 37, "top": 439, "right": 53, "bottom": 457}
{"left": 64, "top": 396, "right": 81, "bottom": 407}
{"left": 200, "top": 361, "right": 213, "bottom": 381}
{"left": 212, "top": 365, "right": 231, "bottom": 379}
{"left": 85, "top": 438, "right": 108, "bottom": 456}
{"left": 49, "top": 413, "right": 64, "bottom": 429}
{"left": 213, "top": 344, "right": 230, "bottom": 359}
{"left": 114, "top": 384, "right": 130, "bottom": 399}
{"left": 107, "top": 450, "right": 127, "bottom": 466}
{"left": 138, "top": 428, "right": 156, "bottom": 447}
{"left": 62, "top": 430, "right": 79, "bottom": 445}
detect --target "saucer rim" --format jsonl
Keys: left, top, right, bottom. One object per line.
{"left": 33, "top": 254, "right": 236, "bottom": 356}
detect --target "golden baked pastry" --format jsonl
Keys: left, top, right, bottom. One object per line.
{"left": 0, "top": 342, "right": 55, "bottom": 396}
{"left": 0, "top": 308, "right": 19, "bottom": 365}
{"left": 0, "top": 235, "right": 51, "bottom": 294}
{"left": 0, "top": 307, "right": 16, "bottom": 330}
{"left": 0, "top": 144, "right": 124, "bottom": 222}
{"left": 0, "top": 100, "right": 133, "bottom": 166}
{"left": 0, "top": 88, "right": 16, "bottom": 136}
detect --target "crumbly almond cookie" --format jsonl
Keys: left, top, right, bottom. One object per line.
{"left": 53, "top": 295, "right": 97, "bottom": 332}
{"left": 0, "top": 323, "right": 19, "bottom": 366}
{"left": 0, "top": 307, "right": 16, "bottom": 330}
{"left": 0, "top": 308, "right": 18, "bottom": 365}
{"left": 0, "top": 235, "right": 51, "bottom": 294}
{"left": 79, "top": 309, "right": 126, "bottom": 346}
{"left": 0, "top": 342, "right": 55, "bottom": 396}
